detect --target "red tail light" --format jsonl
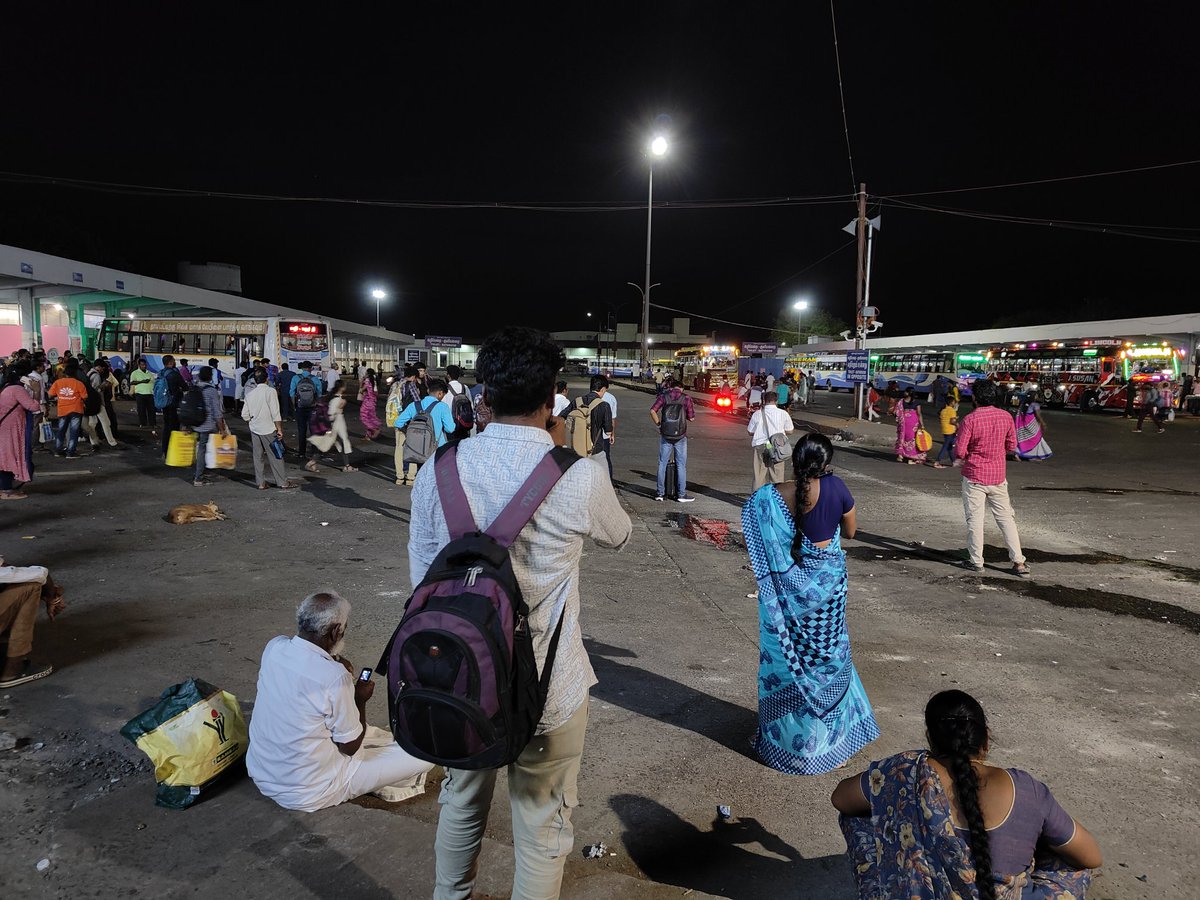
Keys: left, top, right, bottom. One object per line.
{"left": 717, "top": 397, "right": 732, "bottom": 407}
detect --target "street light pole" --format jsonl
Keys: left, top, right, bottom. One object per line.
{"left": 793, "top": 298, "right": 809, "bottom": 345}
{"left": 640, "top": 135, "right": 668, "bottom": 374}
{"left": 370, "top": 288, "right": 387, "bottom": 328}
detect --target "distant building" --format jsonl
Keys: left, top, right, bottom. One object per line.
{"left": 551, "top": 317, "right": 716, "bottom": 374}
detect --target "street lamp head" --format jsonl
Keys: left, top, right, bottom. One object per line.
{"left": 370, "top": 288, "right": 387, "bottom": 300}
{"left": 792, "top": 299, "right": 809, "bottom": 311}
{"left": 586, "top": 312, "right": 592, "bottom": 317}
{"left": 649, "top": 135, "right": 668, "bottom": 157}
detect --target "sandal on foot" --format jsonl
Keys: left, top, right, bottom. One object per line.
{"left": 0, "top": 660, "right": 54, "bottom": 688}
{"left": 1012, "top": 563, "right": 1032, "bottom": 577}
{"left": 343, "top": 465, "right": 358, "bottom": 472}
{"left": 257, "top": 483, "right": 269, "bottom": 490}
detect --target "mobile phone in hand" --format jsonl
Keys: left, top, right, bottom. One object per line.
{"left": 358, "top": 667, "right": 372, "bottom": 683}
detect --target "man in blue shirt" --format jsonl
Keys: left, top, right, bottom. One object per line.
{"left": 393, "top": 378, "right": 455, "bottom": 484}
{"left": 290, "top": 361, "right": 324, "bottom": 458}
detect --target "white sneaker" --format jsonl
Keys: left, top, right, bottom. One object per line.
{"left": 677, "top": 496, "right": 695, "bottom": 503}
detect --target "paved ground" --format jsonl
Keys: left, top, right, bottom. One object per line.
{"left": 2, "top": 382, "right": 1197, "bottom": 898}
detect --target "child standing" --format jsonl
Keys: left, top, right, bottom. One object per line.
{"left": 933, "top": 398, "right": 958, "bottom": 469}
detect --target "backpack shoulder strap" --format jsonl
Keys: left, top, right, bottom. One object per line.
{"left": 485, "top": 447, "right": 579, "bottom": 548}
{"left": 434, "top": 443, "right": 479, "bottom": 540}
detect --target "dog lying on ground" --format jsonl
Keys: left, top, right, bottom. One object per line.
{"left": 167, "top": 501, "right": 227, "bottom": 525}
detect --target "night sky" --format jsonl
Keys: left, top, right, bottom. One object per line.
{"left": 3, "top": 4, "right": 1198, "bottom": 342}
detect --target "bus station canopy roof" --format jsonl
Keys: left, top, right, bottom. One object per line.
{"left": 0, "top": 243, "right": 412, "bottom": 345}
{"left": 799, "top": 312, "right": 1200, "bottom": 355}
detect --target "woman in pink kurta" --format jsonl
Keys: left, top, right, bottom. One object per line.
{"left": 358, "top": 370, "right": 382, "bottom": 439}
{"left": 0, "top": 375, "right": 41, "bottom": 500}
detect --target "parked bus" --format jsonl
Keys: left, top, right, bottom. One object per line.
{"left": 869, "top": 350, "right": 988, "bottom": 396}
{"left": 97, "top": 315, "right": 334, "bottom": 396}
{"left": 785, "top": 351, "right": 852, "bottom": 391}
{"left": 985, "top": 339, "right": 1182, "bottom": 411}
{"left": 675, "top": 344, "right": 738, "bottom": 389}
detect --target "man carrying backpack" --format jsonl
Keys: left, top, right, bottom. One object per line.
{"left": 406, "top": 326, "right": 630, "bottom": 900}
{"left": 188, "top": 366, "right": 228, "bottom": 487}
{"left": 392, "top": 377, "right": 455, "bottom": 486}
{"left": 565, "top": 375, "right": 613, "bottom": 468}
{"left": 649, "top": 376, "right": 696, "bottom": 502}
{"left": 442, "top": 364, "right": 474, "bottom": 440}
{"left": 290, "top": 361, "right": 323, "bottom": 459}
{"left": 155, "top": 355, "right": 186, "bottom": 459}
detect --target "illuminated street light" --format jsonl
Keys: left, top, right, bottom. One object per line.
{"left": 792, "top": 298, "right": 810, "bottom": 344}
{"left": 369, "top": 288, "right": 387, "bottom": 328}
{"left": 640, "top": 134, "right": 669, "bottom": 372}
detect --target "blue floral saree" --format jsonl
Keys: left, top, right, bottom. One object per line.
{"left": 742, "top": 484, "right": 879, "bottom": 775}
{"left": 839, "top": 751, "right": 1091, "bottom": 899}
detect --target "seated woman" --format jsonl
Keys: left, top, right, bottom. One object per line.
{"left": 831, "top": 690, "right": 1101, "bottom": 899}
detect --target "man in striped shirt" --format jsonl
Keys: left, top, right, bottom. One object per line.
{"left": 954, "top": 379, "right": 1030, "bottom": 577}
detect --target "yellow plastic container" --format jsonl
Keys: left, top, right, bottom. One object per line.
{"left": 166, "top": 431, "right": 198, "bottom": 467}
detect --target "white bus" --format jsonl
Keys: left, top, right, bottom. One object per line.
{"left": 98, "top": 315, "right": 333, "bottom": 396}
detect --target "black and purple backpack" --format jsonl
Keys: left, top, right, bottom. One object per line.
{"left": 378, "top": 442, "right": 580, "bottom": 769}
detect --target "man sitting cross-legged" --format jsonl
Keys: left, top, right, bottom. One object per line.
{"left": 246, "top": 590, "right": 433, "bottom": 812}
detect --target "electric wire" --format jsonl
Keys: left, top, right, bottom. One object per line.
{"left": 829, "top": 0, "right": 856, "bottom": 196}
{"left": 885, "top": 158, "right": 1200, "bottom": 199}
{"left": 648, "top": 301, "right": 786, "bottom": 334}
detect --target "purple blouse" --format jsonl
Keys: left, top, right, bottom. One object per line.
{"left": 794, "top": 474, "right": 854, "bottom": 543}
{"left": 860, "top": 766, "right": 1076, "bottom": 877}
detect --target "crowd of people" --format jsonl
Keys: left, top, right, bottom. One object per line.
{"left": 1, "top": 333, "right": 1117, "bottom": 899}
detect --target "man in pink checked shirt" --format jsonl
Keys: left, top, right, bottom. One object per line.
{"left": 953, "top": 379, "right": 1031, "bottom": 577}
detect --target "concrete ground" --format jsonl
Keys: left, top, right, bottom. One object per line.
{"left": 2, "top": 382, "right": 1197, "bottom": 898}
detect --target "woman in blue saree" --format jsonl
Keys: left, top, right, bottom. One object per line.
{"left": 742, "top": 433, "right": 879, "bottom": 775}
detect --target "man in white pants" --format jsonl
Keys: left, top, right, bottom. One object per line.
{"left": 246, "top": 591, "right": 432, "bottom": 812}
{"left": 953, "top": 379, "right": 1031, "bottom": 577}
{"left": 748, "top": 390, "right": 795, "bottom": 490}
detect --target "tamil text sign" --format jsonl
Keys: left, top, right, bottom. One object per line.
{"left": 844, "top": 349, "right": 870, "bottom": 384}
{"left": 424, "top": 335, "right": 462, "bottom": 349}
{"left": 742, "top": 341, "right": 778, "bottom": 355}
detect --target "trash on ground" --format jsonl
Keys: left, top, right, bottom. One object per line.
{"left": 582, "top": 842, "right": 608, "bottom": 859}
{"left": 320, "top": 522, "right": 330, "bottom": 526}
{"left": 36, "top": 859, "right": 50, "bottom": 872}
{"left": 717, "top": 804, "right": 732, "bottom": 819}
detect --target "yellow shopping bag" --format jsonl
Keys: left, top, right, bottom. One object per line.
{"left": 206, "top": 434, "right": 238, "bottom": 470}
{"left": 166, "top": 431, "right": 198, "bottom": 467}
{"left": 915, "top": 428, "right": 933, "bottom": 453}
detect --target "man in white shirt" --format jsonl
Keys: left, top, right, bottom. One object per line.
{"left": 442, "top": 365, "right": 471, "bottom": 439}
{"left": 246, "top": 591, "right": 432, "bottom": 813}
{"left": 0, "top": 558, "right": 65, "bottom": 688}
{"left": 242, "top": 369, "right": 298, "bottom": 490}
{"left": 325, "top": 363, "right": 341, "bottom": 391}
{"left": 601, "top": 384, "right": 618, "bottom": 479}
{"left": 748, "top": 389, "right": 795, "bottom": 490}
{"left": 410, "top": 327, "right": 631, "bottom": 900}
{"left": 551, "top": 380, "right": 570, "bottom": 417}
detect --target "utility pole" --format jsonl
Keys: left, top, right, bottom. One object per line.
{"left": 640, "top": 164, "right": 655, "bottom": 375}
{"left": 853, "top": 182, "right": 867, "bottom": 420}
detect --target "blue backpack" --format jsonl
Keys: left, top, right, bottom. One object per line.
{"left": 153, "top": 372, "right": 172, "bottom": 410}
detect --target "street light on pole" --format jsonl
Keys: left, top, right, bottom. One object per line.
{"left": 792, "top": 298, "right": 810, "bottom": 344}
{"left": 370, "top": 288, "right": 387, "bottom": 328}
{"left": 640, "top": 134, "right": 668, "bottom": 373}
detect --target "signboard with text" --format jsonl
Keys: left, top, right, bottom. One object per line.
{"left": 845, "top": 349, "right": 870, "bottom": 384}
{"left": 424, "top": 335, "right": 462, "bottom": 349}
{"left": 742, "top": 341, "right": 778, "bottom": 355}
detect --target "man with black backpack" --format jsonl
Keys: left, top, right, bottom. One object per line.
{"left": 155, "top": 355, "right": 186, "bottom": 459}
{"left": 442, "top": 364, "right": 474, "bottom": 440}
{"left": 649, "top": 376, "right": 696, "bottom": 502}
{"left": 290, "top": 361, "right": 323, "bottom": 459}
{"left": 403, "top": 327, "right": 630, "bottom": 900}
{"left": 392, "top": 377, "right": 455, "bottom": 485}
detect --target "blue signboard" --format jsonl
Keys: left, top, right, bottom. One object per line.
{"left": 72, "top": 272, "right": 84, "bottom": 283}
{"left": 20, "top": 262, "right": 32, "bottom": 275}
{"left": 115, "top": 279, "right": 125, "bottom": 290}
{"left": 845, "top": 349, "right": 870, "bottom": 384}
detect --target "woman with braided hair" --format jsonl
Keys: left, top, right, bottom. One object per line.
{"left": 742, "top": 432, "right": 879, "bottom": 775}
{"left": 832, "top": 690, "right": 1101, "bottom": 898}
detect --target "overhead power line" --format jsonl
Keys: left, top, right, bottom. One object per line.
{"left": 649, "top": 301, "right": 780, "bottom": 334}
{"left": 0, "top": 170, "right": 848, "bottom": 211}
{"left": 884, "top": 197, "right": 1200, "bottom": 243}
{"left": 829, "top": 0, "right": 856, "bottom": 197}
{"left": 885, "top": 158, "right": 1200, "bottom": 199}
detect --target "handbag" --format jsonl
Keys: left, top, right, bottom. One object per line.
{"left": 205, "top": 433, "right": 238, "bottom": 470}
{"left": 757, "top": 408, "right": 791, "bottom": 464}
{"left": 270, "top": 437, "right": 286, "bottom": 459}
{"left": 165, "top": 431, "right": 198, "bottom": 467}
{"left": 915, "top": 428, "right": 933, "bottom": 453}
{"left": 41, "top": 421, "right": 55, "bottom": 443}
